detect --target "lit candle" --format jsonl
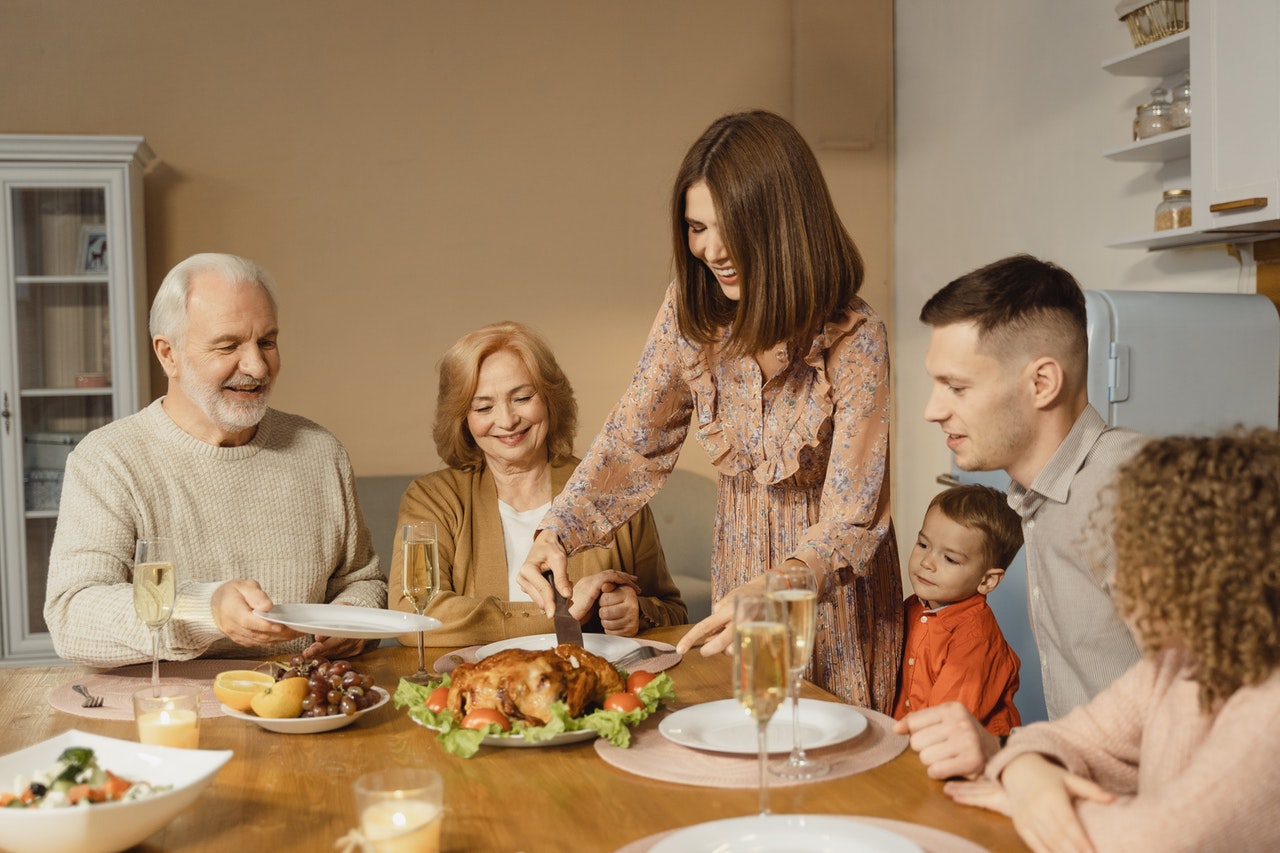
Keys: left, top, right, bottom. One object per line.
{"left": 136, "top": 708, "right": 199, "bottom": 748}
{"left": 360, "top": 798, "right": 442, "bottom": 853}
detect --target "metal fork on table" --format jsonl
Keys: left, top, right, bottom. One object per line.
{"left": 72, "top": 684, "right": 104, "bottom": 708}
{"left": 614, "top": 645, "right": 660, "bottom": 669}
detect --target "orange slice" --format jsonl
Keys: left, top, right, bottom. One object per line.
{"left": 213, "top": 669, "right": 276, "bottom": 712}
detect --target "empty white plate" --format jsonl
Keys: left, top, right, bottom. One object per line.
{"left": 649, "top": 814, "right": 923, "bottom": 853}
{"left": 253, "top": 604, "right": 441, "bottom": 639}
{"left": 658, "top": 698, "right": 867, "bottom": 754}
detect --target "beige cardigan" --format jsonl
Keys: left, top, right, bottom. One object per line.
{"left": 388, "top": 457, "right": 687, "bottom": 647}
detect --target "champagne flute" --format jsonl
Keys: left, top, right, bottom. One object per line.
{"left": 732, "top": 593, "right": 790, "bottom": 816}
{"left": 133, "top": 538, "right": 177, "bottom": 697}
{"left": 400, "top": 521, "right": 440, "bottom": 684}
{"left": 767, "top": 566, "right": 828, "bottom": 779}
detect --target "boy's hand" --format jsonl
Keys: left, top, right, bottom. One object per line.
{"left": 892, "top": 701, "right": 1001, "bottom": 779}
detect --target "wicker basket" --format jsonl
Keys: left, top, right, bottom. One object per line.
{"left": 1116, "top": 0, "right": 1189, "bottom": 47}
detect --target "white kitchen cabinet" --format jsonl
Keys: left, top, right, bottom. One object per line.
{"left": 0, "top": 135, "right": 154, "bottom": 664}
{"left": 1193, "top": 0, "right": 1280, "bottom": 235}
{"left": 1103, "top": 0, "right": 1280, "bottom": 248}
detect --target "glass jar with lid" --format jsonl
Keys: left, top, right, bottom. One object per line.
{"left": 1170, "top": 75, "right": 1191, "bottom": 129}
{"left": 1136, "top": 101, "right": 1171, "bottom": 139}
{"left": 1154, "top": 189, "right": 1191, "bottom": 231}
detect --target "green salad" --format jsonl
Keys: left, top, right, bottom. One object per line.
{"left": 395, "top": 671, "right": 675, "bottom": 759}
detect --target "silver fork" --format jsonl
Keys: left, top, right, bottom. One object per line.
{"left": 72, "top": 684, "right": 104, "bottom": 708}
{"left": 614, "top": 645, "right": 660, "bottom": 669}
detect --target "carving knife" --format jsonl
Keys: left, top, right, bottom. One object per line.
{"left": 544, "top": 570, "right": 584, "bottom": 647}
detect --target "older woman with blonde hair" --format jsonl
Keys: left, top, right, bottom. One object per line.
{"left": 389, "top": 321, "right": 686, "bottom": 647}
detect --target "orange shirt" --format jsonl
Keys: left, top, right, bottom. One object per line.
{"left": 892, "top": 593, "right": 1021, "bottom": 736}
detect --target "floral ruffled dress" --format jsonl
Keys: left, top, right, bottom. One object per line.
{"left": 543, "top": 282, "right": 902, "bottom": 710}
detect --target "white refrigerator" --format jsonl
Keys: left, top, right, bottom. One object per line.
{"left": 947, "top": 290, "right": 1280, "bottom": 723}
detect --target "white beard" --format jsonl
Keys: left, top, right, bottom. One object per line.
{"left": 177, "top": 358, "right": 271, "bottom": 435}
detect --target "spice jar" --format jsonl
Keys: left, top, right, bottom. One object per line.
{"left": 1154, "top": 189, "right": 1191, "bottom": 231}
{"left": 1136, "top": 101, "right": 1171, "bottom": 139}
{"left": 1170, "top": 75, "right": 1191, "bottom": 129}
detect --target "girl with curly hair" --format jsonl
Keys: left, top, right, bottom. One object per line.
{"left": 945, "top": 428, "right": 1280, "bottom": 853}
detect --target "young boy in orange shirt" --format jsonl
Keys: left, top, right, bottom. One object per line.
{"left": 892, "top": 484, "right": 1023, "bottom": 736}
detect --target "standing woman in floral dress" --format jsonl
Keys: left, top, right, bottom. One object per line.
{"left": 518, "top": 109, "right": 901, "bottom": 711}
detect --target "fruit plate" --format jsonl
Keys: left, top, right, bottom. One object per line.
{"left": 219, "top": 686, "right": 389, "bottom": 733}
{"left": 407, "top": 714, "right": 600, "bottom": 748}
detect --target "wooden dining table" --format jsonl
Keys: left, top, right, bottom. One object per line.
{"left": 2, "top": 626, "right": 1028, "bottom": 852}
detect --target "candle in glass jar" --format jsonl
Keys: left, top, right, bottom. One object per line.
{"left": 360, "top": 799, "right": 442, "bottom": 853}
{"left": 136, "top": 708, "right": 200, "bottom": 748}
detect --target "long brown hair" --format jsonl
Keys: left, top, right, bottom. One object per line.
{"left": 433, "top": 321, "right": 578, "bottom": 472}
{"left": 670, "top": 110, "right": 864, "bottom": 357}
{"left": 1110, "top": 428, "right": 1280, "bottom": 711}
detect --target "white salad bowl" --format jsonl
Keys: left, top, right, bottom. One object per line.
{"left": 0, "top": 729, "right": 232, "bottom": 853}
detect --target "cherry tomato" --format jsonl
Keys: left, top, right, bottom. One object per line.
{"left": 626, "top": 671, "right": 657, "bottom": 695}
{"left": 603, "top": 692, "right": 643, "bottom": 713}
{"left": 461, "top": 708, "right": 511, "bottom": 731}
{"left": 426, "top": 686, "right": 450, "bottom": 713}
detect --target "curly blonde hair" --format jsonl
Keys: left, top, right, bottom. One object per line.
{"left": 1110, "top": 428, "right": 1280, "bottom": 711}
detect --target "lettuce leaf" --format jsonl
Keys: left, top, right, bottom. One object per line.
{"left": 394, "top": 670, "right": 676, "bottom": 758}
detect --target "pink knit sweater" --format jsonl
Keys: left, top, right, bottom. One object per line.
{"left": 986, "top": 649, "right": 1280, "bottom": 852}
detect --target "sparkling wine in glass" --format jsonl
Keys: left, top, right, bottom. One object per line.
{"left": 400, "top": 521, "right": 439, "bottom": 684}
{"left": 767, "top": 566, "right": 828, "bottom": 779}
{"left": 732, "top": 593, "right": 790, "bottom": 815}
{"left": 133, "top": 538, "right": 177, "bottom": 697}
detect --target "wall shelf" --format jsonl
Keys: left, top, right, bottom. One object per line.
{"left": 1103, "top": 128, "right": 1190, "bottom": 162}
{"left": 1101, "top": 30, "right": 1189, "bottom": 77}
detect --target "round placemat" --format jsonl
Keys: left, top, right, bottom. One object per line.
{"left": 432, "top": 637, "right": 680, "bottom": 676}
{"left": 48, "top": 659, "right": 267, "bottom": 720}
{"left": 594, "top": 706, "right": 906, "bottom": 788}
{"left": 612, "top": 815, "right": 991, "bottom": 853}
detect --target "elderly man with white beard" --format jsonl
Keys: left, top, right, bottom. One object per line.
{"left": 44, "top": 253, "right": 386, "bottom": 666}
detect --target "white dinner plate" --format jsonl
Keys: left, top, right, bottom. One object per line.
{"left": 220, "top": 686, "right": 389, "bottom": 733}
{"left": 658, "top": 698, "right": 867, "bottom": 755}
{"left": 252, "top": 604, "right": 441, "bottom": 639}
{"left": 649, "top": 814, "right": 924, "bottom": 853}
{"left": 473, "top": 632, "right": 641, "bottom": 663}
{"left": 408, "top": 714, "right": 600, "bottom": 748}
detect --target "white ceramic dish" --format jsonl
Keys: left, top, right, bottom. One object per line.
{"left": 219, "top": 686, "right": 389, "bottom": 733}
{"left": 473, "top": 632, "right": 641, "bottom": 663}
{"left": 649, "top": 814, "right": 924, "bottom": 853}
{"left": 658, "top": 698, "right": 867, "bottom": 755}
{"left": 252, "top": 604, "right": 441, "bottom": 639}
{"left": 0, "top": 729, "right": 232, "bottom": 853}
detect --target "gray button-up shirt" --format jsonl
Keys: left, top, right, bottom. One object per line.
{"left": 1007, "top": 406, "right": 1146, "bottom": 718}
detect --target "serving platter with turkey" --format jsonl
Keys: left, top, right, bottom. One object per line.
{"left": 396, "top": 642, "right": 675, "bottom": 757}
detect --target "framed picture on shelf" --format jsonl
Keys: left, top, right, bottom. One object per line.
{"left": 78, "top": 223, "right": 108, "bottom": 274}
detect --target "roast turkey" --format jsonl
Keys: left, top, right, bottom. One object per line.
{"left": 447, "top": 644, "right": 625, "bottom": 725}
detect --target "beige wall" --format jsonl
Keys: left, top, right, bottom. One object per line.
{"left": 1, "top": 1, "right": 894, "bottom": 519}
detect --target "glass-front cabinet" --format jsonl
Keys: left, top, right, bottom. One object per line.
{"left": 0, "top": 136, "right": 154, "bottom": 664}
